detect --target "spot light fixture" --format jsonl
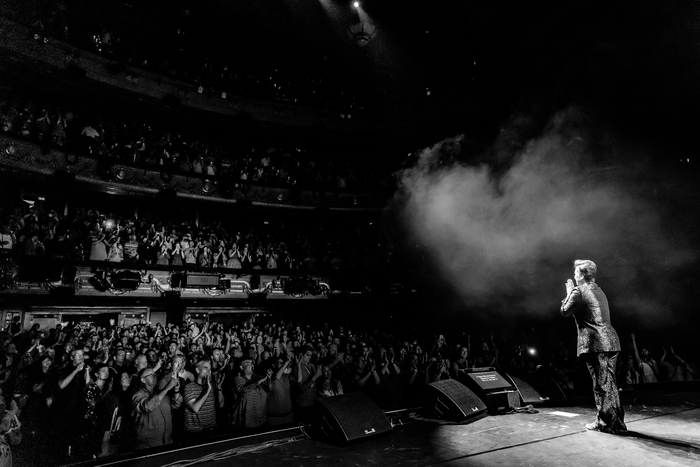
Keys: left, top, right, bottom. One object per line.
{"left": 347, "top": 22, "right": 377, "bottom": 47}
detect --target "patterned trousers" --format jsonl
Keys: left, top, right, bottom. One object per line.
{"left": 582, "top": 351, "right": 627, "bottom": 432}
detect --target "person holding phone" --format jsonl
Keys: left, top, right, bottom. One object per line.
{"left": 561, "top": 259, "right": 627, "bottom": 434}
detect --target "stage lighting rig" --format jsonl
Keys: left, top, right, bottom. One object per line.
{"left": 87, "top": 269, "right": 142, "bottom": 294}
{"left": 347, "top": 22, "right": 376, "bottom": 47}
{"left": 111, "top": 270, "right": 142, "bottom": 290}
{"left": 88, "top": 270, "right": 111, "bottom": 292}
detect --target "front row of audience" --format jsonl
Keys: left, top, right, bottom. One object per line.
{"left": 0, "top": 318, "right": 490, "bottom": 465}
{"left": 0, "top": 318, "right": 696, "bottom": 466}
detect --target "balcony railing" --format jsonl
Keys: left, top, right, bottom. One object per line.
{"left": 0, "top": 133, "right": 390, "bottom": 210}
{"left": 0, "top": 255, "right": 409, "bottom": 301}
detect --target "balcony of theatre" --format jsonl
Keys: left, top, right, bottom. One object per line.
{"left": 0, "top": 245, "right": 412, "bottom": 330}
{"left": 0, "top": 169, "right": 411, "bottom": 319}
{"left": 0, "top": 165, "right": 410, "bottom": 309}
{"left": 0, "top": 14, "right": 402, "bottom": 211}
{"left": 0, "top": 131, "right": 391, "bottom": 211}
{"left": 0, "top": 15, "right": 413, "bottom": 136}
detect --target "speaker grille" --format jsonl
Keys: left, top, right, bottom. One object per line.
{"left": 424, "top": 379, "right": 487, "bottom": 422}
{"left": 510, "top": 374, "right": 567, "bottom": 405}
{"left": 313, "top": 392, "right": 392, "bottom": 443}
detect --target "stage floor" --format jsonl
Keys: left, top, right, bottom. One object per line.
{"left": 75, "top": 388, "right": 700, "bottom": 467}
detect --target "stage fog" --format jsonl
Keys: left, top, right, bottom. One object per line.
{"left": 393, "top": 108, "right": 698, "bottom": 329}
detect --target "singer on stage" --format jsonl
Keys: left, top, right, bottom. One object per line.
{"left": 561, "top": 259, "right": 627, "bottom": 434}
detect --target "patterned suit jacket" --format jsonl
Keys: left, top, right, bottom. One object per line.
{"left": 561, "top": 282, "right": 621, "bottom": 357}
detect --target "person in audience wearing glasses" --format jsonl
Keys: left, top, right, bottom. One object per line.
{"left": 561, "top": 259, "right": 627, "bottom": 435}
{"left": 131, "top": 367, "right": 181, "bottom": 449}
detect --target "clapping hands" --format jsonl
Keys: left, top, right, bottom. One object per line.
{"left": 259, "top": 368, "right": 273, "bottom": 385}
{"left": 216, "top": 372, "right": 226, "bottom": 389}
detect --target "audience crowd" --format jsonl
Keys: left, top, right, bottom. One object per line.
{"left": 3, "top": 0, "right": 410, "bottom": 111}
{"left": 0, "top": 90, "right": 398, "bottom": 193}
{"left": 0, "top": 313, "right": 695, "bottom": 466}
{"left": 1, "top": 8, "right": 698, "bottom": 465}
{"left": 0, "top": 192, "right": 407, "bottom": 276}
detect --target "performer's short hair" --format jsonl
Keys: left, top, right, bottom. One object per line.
{"left": 574, "top": 259, "right": 597, "bottom": 282}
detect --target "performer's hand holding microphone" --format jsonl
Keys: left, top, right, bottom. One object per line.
{"left": 565, "top": 278, "right": 574, "bottom": 295}
{"left": 562, "top": 279, "right": 575, "bottom": 304}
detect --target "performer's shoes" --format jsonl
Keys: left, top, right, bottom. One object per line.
{"left": 585, "top": 422, "right": 602, "bottom": 431}
{"left": 586, "top": 422, "right": 628, "bottom": 435}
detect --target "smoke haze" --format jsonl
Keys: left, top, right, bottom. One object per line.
{"left": 395, "top": 109, "right": 693, "bottom": 323}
